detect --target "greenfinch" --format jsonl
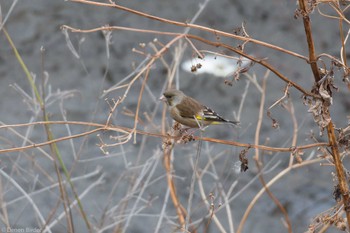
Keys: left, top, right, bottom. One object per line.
{"left": 161, "top": 89, "right": 239, "bottom": 128}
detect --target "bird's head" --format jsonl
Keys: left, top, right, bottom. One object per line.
{"left": 160, "top": 89, "right": 184, "bottom": 107}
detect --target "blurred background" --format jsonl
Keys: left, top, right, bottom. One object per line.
{"left": 0, "top": 0, "right": 349, "bottom": 232}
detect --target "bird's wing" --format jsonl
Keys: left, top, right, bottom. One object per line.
{"left": 176, "top": 96, "right": 239, "bottom": 125}
{"left": 176, "top": 101, "right": 225, "bottom": 122}
{"left": 203, "top": 106, "right": 239, "bottom": 125}
{"left": 175, "top": 97, "right": 202, "bottom": 119}
{"left": 201, "top": 106, "right": 228, "bottom": 122}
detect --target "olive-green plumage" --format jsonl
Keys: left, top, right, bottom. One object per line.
{"left": 161, "top": 89, "right": 239, "bottom": 128}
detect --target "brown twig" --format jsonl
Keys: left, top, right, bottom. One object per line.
{"left": 299, "top": 0, "right": 350, "bottom": 229}
{"left": 0, "top": 121, "right": 329, "bottom": 154}
{"left": 0, "top": 121, "right": 329, "bottom": 153}
{"left": 252, "top": 71, "right": 292, "bottom": 233}
{"left": 61, "top": 24, "right": 317, "bottom": 98}
{"left": 298, "top": 0, "right": 321, "bottom": 81}
{"left": 68, "top": 0, "right": 309, "bottom": 61}
{"left": 185, "top": 34, "right": 317, "bottom": 97}
{"left": 327, "top": 122, "right": 350, "bottom": 225}
{"left": 132, "top": 66, "right": 150, "bottom": 143}
{"left": 268, "top": 83, "right": 292, "bottom": 110}
{"left": 163, "top": 143, "right": 187, "bottom": 230}
{"left": 285, "top": 97, "right": 299, "bottom": 166}
{"left": 237, "top": 159, "right": 322, "bottom": 233}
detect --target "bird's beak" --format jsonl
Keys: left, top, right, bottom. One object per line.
{"left": 159, "top": 95, "right": 166, "bottom": 102}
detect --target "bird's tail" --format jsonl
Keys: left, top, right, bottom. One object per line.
{"left": 224, "top": 119, "right": 240, "bottom": 126}
{"left": 201, "top": 106, "right": 240, "bottom": 126}
{"left": 227, "top": 120, "right": 240, "bottom": 125}
{"left": 210, "top": 119, "right": 239, "bottom": 126}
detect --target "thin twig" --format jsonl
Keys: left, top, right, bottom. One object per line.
{"left": 61, "top": 24, "right": 317, "bottom": 97}
{"left": 252, "top": 72, "right": 293, "bottom": 233}
{"left": 298, "top": 0, "right": 321, "bottom": 81}
{"left": 237, "top": 159, "right": 321, "bottom": 233}
{"left": 0, "top": 120, "right": 329, "bottom": 153}
{"left": 68, "top": 0, "right": 309, "bottom": 61}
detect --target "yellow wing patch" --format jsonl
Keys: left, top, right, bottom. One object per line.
{"left": 195, "top": 114, "right": 221, "bottom": 125}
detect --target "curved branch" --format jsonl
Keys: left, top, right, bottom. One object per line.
{"left": 0, "top": 121, "right": 329, "bottom": 154}
{"left": 69, "top": 0, "right": 309, "bottom": 61}
{"left": 61, "top": 25, "right": 318, "bottom": 98}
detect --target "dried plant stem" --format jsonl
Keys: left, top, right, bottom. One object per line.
{"left": 286, "top": 98, "right": 298, "bottom": 166}
{"left": 40, "top": 48, "right": 74, "bottom": 233}
{"left": 5, "top": 26, "right": 92, "bottom": 232}
{"left": 253, "top": 72, "right": 292, "bottom": 233}
{"left": 185, "top": 132, "right": 203, "bottom": 232}
{"left": 298, "top": 0, "right": 321, "bottom": 81}
{"left": 0, "top": 169, "right": 50, "bottom": 232}
{"left": 132, "top": 67, "right": 150, "bottom": 143}
{"left": 298, "top": 0, "right": 350, "bottom": 229}
{"left": 163, "top": 146, "right": 186, "bottom": 229}
{"left": 237, "top": 159, "right": 321, "bottom": 233}
{"left": 0, "top": 121, "right": 328, "bottom": 154}
{"left": 62, "top": 24, "right": 316, "bottom": 98}
{"left": 69, "top": 0, "right": 308, "bottom": 61}
{"left": 196, "top": 174, "right": 227, "bottom": 233}
{"left": 327, "top": 122, "right": 350, "bottom": 225}
{"left": 184, "top": 34, "right": 316, "bottom": 97}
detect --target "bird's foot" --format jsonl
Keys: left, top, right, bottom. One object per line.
{"left": 179, "top": 133, "right": 195, "bottom": 143}
{"left": 178, "top": 127, "right": 195, "bottom": 143}
{"left": 170, "top": 125, "right": 196, "bottom": 143}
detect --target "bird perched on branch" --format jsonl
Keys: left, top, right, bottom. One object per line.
{"left": 160, "top": 89, "right": 239, "bottom": 128}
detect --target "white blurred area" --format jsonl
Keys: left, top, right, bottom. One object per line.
{"left": 181, "top": 54, "right": 253, "bottom": 77}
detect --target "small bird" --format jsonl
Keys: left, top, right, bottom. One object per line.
{"left": 160, "top": 89, "right": 239, "bottom": 128}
